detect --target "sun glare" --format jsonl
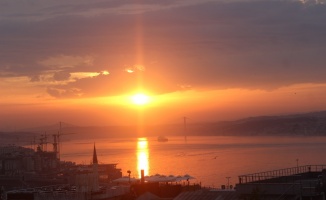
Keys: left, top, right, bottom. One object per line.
{"left": 131, "top": 93, "right": 150, "bottom": 105}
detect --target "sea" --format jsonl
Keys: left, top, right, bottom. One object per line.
{"left": 61, "top": 136, "right": 326, "bottom": 188}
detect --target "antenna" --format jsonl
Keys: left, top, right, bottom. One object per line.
{"left": 58, "top": 122, "right": 62, "bottom": 159}
{"left": 44, "top": 132, "right": 47, "bottom": 151}
{"left": 183, "top": 116, "right": 188, "bottom": 141}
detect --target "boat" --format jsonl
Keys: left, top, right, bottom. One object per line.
{"left": 157, "top": 136, "right": 168, "bottom": 142}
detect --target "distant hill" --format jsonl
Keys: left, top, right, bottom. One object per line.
{"left": 147, "top": 110, "right": 326, "bottom": 136}
{"left": 2, "top": 111, "right": 326, "bottom": 146}
{"left": 44, "top": 110, "right": 326, "bottom": 137}
{"left": 21, "top": 121, "right": 77, "bottom": 133}
{"left": 185, "top": 111, "right": 326, "bottom": 136}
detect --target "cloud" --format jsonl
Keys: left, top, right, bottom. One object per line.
{"left": 53, "top": 71, "right": 71, "bottom": 81}
{"left": 46, "top": 67, "right": 183, "bottom": 98}
{"left": 125, "top": 68, "right": 134, "bottom": 73}
{"left": 125, "top": 65, "right": 146, "bottom": 73}
{"left": 1, "top": 0, "right": 326, "bottom": 99}
{"left": 298, "top": 0, "right": 326, "bottom": 5}
{"left": 0, "top": 0, "right": 180, "bottom": 21}
{"left": 39, "top": 55, "right": 94, "bottom": 69}
{"left": 30, "top": 75, "right": 40, "bottom": 82}
{"left": 101, "top": 70, "right": 109, "bottom": 75}
{"left": 47, "top": 87, "right": 83, "bottom": 98}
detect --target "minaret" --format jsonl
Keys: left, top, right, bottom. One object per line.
{"left": 92, "top": 143, "right": 99, "bottom": 191}
{"left": 93, "top": 143, "right": 98, "bottom": 164}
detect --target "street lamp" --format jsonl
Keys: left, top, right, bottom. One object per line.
{"left": 226, "top": 177, "right": 231, "bottom": 189}
{"left": 296, "top": 159, "right": 299, "bottom": 173}
{"left": 127, "top": 170, "right": 131, "bottom": 183}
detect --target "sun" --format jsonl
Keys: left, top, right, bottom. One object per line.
{"left": 131, "top": 93, "right": 150, "bottom": 105}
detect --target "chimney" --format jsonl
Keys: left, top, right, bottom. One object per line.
{"left": 141, "top": 169, "right": 144, "bottom": 184}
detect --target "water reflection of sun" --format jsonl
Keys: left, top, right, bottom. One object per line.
{"left": 137, "top": 138, "right": 149, "bottom": 178}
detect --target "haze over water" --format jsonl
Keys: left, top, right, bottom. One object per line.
{"left": 61, "top": 136, "right": 326, "bottom": 188}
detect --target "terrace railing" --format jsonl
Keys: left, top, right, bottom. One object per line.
{"left": 238, "top": 165, "right": 326, "bottom": 184}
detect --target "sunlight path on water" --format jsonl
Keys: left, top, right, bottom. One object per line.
{"left": 137, "top": 138, "right": 149, "bottom": 178}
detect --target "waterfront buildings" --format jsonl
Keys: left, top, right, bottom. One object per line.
{"left": 2, "top": 144, "right": 326, "bottom": 200}
{"left": 0, "top": 144, "right": 124, "bottom": 200}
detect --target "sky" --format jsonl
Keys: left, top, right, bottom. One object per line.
{"left": 1, "top": 0, "right": 326, "bottom": 130}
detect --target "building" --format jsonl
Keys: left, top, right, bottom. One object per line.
{"left": 236, "top": 165, "right": 326, "bottom": 200}
{"left": 4, "top": 143, "right": 127, "bottom": 200}
{"left": 75, "top": 143, "right": 99, "bottom": 192}
{"left": 0, "top": 145, "right": 59, "bottom": 176}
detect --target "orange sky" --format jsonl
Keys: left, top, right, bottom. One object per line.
{"left": 2, "top": 83, "right": 326, "bottom": 130}
{"left": 1, "top": 0, "right": 326, "bottom": 130}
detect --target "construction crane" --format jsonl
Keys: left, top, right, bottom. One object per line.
{"left": 52, "top": 121, "right": 77, "bottom": 160}
{"left": 39, "top": 132, "right": 48, "bottom": 152}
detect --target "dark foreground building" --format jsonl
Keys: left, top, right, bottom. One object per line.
{"left": 236, "top": 165, "right": 326, "bottom": 200}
